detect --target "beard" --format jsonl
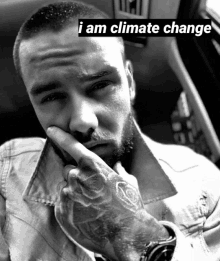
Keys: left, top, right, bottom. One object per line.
{"left": 48, "top": 113, "right": 135, "bottom": 169}
{"left": 106, "top": 113, "right": 134, "bottom": 168}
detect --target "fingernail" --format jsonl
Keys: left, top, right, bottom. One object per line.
{"left": 47, "top": 127, "right": 54, "bottom": 136}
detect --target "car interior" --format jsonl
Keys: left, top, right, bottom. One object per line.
{"left": 0, "top": 0, "right": 220, "bottom": 169}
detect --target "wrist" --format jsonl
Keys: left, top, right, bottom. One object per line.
{"left": 133, "top": 211, "right": 171, "bottom": 247}
{"left": 139, "top": 225, "right": 176, "bottom": 261}
{"left": 108, "top": 225, "right": 175, "bottom": 261}
{"left": 112, "top": 212, "right": 172, "bottom": 261}
{"left": 102, "top": 211, "right": 173, "bottom": 261}
{"left": 125, "top": 216, "right": 174, "bottom": 261}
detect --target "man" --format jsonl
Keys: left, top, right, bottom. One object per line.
{"left": 0, "top": 1, "right": 220, "bottom": 260}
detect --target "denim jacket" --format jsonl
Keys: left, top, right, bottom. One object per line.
{"left": 0, "top": 129, "right": 220, "bottom": 260}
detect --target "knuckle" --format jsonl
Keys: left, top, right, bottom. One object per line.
{"left": 62, "top": 187, "right": 75, "bottom": 199}
{"left": 68, "top": 174, "right": 79, "bottom": 188}
{"left": 64, "top": 164, "right": 75, "bottom": 172}
{"left": 63, "top": 165, "right": 78, "bottom": 181}
{"left": 59, "top": 136, "right": 68, "bottom": 147}
{"left": 68, "top": 173, "right": 78, "bottom": 183}
{"left": 78, "top": 156, "right": 97, "bottom": 172}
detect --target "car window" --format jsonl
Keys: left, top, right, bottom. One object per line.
{"left": 206, "top": 0, "right": 220, "bottom": 20}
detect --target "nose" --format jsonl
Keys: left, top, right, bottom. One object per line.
{"left": 68, "top": 95, "right": 98, "bottom": 139}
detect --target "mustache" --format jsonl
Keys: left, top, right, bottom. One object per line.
{"left": 72, "top": 130, "right": 106, "bottom": 144}
{"left": 47, "top": 128, "right": 110, "bottom": 147}
{"left": 46, "top": 129, "right": 109, "bottom": 162}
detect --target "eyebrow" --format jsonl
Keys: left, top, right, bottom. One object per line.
{"left": 30, "top": 67, "right": 116, "bottom": 97}
{"left": 30, "top": 82, "right": 60, "bottom": 97}
{"left": 78, "top": 68, "right": 115, "bottom": 82}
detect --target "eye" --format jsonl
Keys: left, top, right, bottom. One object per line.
{"left": 90, "top": 81, "right": 111, "bottom": 92}
{"left": 41, "top": 92, "right": 66, "bottom": 104}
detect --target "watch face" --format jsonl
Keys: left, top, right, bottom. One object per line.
{"left": 149, "top": 245, "right": 175, "bottom": 261}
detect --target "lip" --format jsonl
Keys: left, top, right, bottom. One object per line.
{"left": 85, "top": 143, "right": 110, "bottom": 157}
{"left": 83, "top": 141, "right": 108, "bottom": 150}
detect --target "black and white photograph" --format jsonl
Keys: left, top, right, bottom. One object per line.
{"left": 0, "top": 0, "right": 220, "bottom": 260}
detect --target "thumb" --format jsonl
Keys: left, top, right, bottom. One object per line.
{"left": 114, "top": 162, "right": 127, "bottom": 176}
{"left": 113, "top": 162, "right": 139, "bottom": 189}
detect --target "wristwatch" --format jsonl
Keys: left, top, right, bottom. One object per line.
{"left": 139, "top": 226, "right": 176, "bottom": 261}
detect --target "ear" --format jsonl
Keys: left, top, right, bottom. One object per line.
{"left": 125, "top": 60, "right": 136, "bottom": 105}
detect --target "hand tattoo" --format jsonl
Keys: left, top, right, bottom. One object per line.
{"left": 50, "top": 125, "right": 168, "bottom": 260}
{"left": 59, "top": 157, "right": 144, "bottom": 248}
{"left": 55, "top": 157, "right": 164, "bottom": 261}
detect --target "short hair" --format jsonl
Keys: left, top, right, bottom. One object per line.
{"left": 13, "top": 0, "right": 125, "bottom": 83}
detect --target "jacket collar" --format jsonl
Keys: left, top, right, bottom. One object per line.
{"left": 23, "top": 122, "right": 177, "bottom": 205}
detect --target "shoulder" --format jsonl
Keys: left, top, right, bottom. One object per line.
{"left": 0, "top": 137, "right": 46, "bottom": 159}
{"left": 143, "top": 134, "right": 218, "bottom": 173}
{"left": 0, "top": 137, "right": 46, "bottom": 196}
{"left": 143, "top": 135, "right": 200, "bottom": 170}
{"left": 145, "top": 134, "right": 220, "bottom": 217}
{"left": 144, "top": 135, "right": 220, "bottom": 212}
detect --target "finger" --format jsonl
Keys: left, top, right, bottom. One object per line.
{"left": 63, "top": 164, "right": 77, "bottom": 181}
{"left": 57, "top": 180, "right": 68, "bottom": 195}
{"left": 114, "top": 162, "right": 128, "bottom": 177}
{"left": 114, "top": 162, "right": 139, "bottom": 188}
{"left": 63, "top": 166, "right": 80, "bottom": 194}
{"left": 57, "top": 190, "right": 74, "bottom": 220}
{"left": 47, "top": 126, "right": 99, "bottom": 163}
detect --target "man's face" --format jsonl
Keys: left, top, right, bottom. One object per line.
{"left": 19, "top": 25, "right": 135, "bottom": 167}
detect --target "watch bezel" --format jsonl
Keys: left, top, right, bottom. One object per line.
{"left": 140, "top": 226, "right": 176, "bottom": 261}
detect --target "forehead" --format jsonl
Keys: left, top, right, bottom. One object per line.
{"left": 19, "top": 25, "right": 124, "bottom": 81}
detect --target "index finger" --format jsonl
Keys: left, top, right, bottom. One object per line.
{"left": 47, "top": 126, "right": 98, "bottom": 163}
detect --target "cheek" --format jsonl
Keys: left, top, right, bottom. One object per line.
{"left": 32, "top": 104, "right": 69, "bottom": 132}
{"left": 99, "top": 88, "right": 131, "bottom": 133}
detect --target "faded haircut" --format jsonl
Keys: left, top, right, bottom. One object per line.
{"left": 13, "top": 0, "right": 125, "bottom": 83}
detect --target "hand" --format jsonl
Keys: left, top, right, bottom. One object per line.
{"left": 47, "top": 127, "right": 169, "bottom": 261}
